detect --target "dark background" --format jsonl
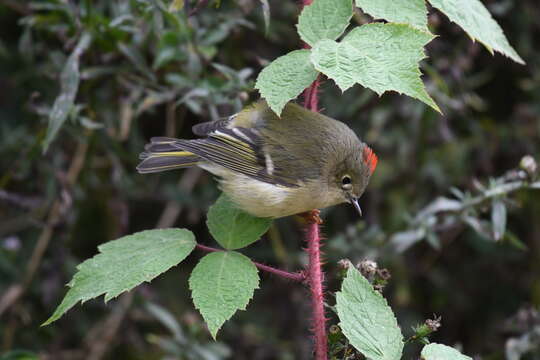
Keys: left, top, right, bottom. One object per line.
{"left": 0, "top": 0, "right": 539, "bottom": 359}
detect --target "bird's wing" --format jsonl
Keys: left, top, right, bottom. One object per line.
{"left": 186, "top": 102, "right": 300, "bottom": 187}
{"left": 171, "top": 128, "right": 300, "bottom": 187}
{"left": 191, "top": 101, "right": 273, "bottom": 136}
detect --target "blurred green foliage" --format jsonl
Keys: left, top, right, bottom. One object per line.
{"left": 0, "top": 0, "right": 539, "bottom": 359}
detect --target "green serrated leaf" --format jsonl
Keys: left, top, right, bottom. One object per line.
{"left": 355, "top": 0, "right": 428, "bottom": 30}
{"left": 342, "top": 23, "right": 438, "bottom": 112}
{"left": 43, "top": 229, "right": 196, "bottom": 325}
{"left": 42, "top": 33, "right": 92, "bottom": 153}
{"left": 311, "top": 23, "right": 440, "bottom": 112}
{"left": 428, "top": 0, "right": 524, "bottom": 64}
{"left": 311, "top": 39, "right": 361, "bottom": 92}
{"left": 207, "top": 194, "right": 272, "bottom": 250}
{"left": 336, "top": 266, "right": 404, "bottom": 360}
{"left": 297, "top": 0, "right": 353, "bottom": 47}
{"left": 255, "top": 49, "right": 318, "bottom": 115}
{"left": 421, "top": 343, "right": 472, "bottom": 360}
{"left": 189, "top": 251, "right": 259, "bottom": 339}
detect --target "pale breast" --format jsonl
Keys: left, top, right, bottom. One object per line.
{"left": 218, "top": 172, "right": 344, "bottom": 218}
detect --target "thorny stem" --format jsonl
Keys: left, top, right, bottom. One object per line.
{"left": 303, "top": 75, "right": 320, "bottom": 112}
{"left": 300, "top": 0, "right": 327, "bottom": 350}
{"left": 195, "top": 244, "right": 305, "bottom": 282}
{"left": 304, "top": 219, "right": 327, "bottom": 360}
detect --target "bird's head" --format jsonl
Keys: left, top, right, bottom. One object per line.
{"left": 332, "top": 145, "right": 378, "bottom": 216}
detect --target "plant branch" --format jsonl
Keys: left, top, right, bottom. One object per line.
{"left": 195, "top": 244, "right": 305, "bottom": 282}
{"left": 305, "top": 220, "right": 327, "bottom": 359}
{"left": 300, "top": 0, "right": 328, "bottom": 349}
{"left": 0, "top": 139, "right": 89, "bottom": 318}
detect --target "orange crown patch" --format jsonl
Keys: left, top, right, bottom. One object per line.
{"left": 362, "top": 146, "right": 378, "bottom": 175}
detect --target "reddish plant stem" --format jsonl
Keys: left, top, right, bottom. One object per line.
{"left": 303, "top": 76, "right": 320, "bottom": 113}
{"left": 195, "top": 244, "right": 305, "bottom": 282}
{"left": 302, "top": 33, "right": 327, "bottom": 360}
{"left": 305, "top": 220, "right": 327, "bottom": 359}
{"left": 301, "top": 0, "right": 326, "bottom": 353}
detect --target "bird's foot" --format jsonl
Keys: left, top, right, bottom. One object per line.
{"left": 300, "top": 209, "right": 323, "bottom": 225}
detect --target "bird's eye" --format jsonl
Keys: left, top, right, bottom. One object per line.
{"left": 341, "top": 175, "right": 352, "bottom": 189}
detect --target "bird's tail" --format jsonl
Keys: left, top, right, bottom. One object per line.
{"left": 136, "top": 137, "right": 202, "bottom": 174}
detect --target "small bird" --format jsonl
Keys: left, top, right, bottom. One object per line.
{"left": 137, "top": 101, "right": 377, "bottom": 219}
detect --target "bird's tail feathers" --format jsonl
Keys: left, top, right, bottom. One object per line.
{"left": 137, "top": 137, "right": 202, "bottom": 174}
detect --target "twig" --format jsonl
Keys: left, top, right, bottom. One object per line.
{"left": 83, "top": 165, "right": 201, "bottom": 359}
{"left": 0, "top": 139, "right": 89, "bottom": 318}
{"left": 196, "top": 244, "right": 305, "bottom": 282}
{"left": 188, "top": 0, "right": 209, "bottom": 16}
{"left": 0, "top": 0, "right": 30, "bottom": 15}
{"left": 0, "top": 190, "right": 42, "bottom": 210}
{"left": 157, "top": 168, "right": 203, "bottom": 228}
{"left": 85, "top": 292, "right": 134, "bottom": 360}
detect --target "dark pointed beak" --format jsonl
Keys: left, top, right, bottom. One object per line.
{"left": 349, "top": 197, "right": 362, "bottom": 217}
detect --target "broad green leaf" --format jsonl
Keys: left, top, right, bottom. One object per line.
{"left": 43, "top": 229, "right": 196, "bottom": 325}
{"left": 189, "top": 251, "right": 259, "bottom": 338}
{"left": 297, "top": 0, "right": 353, "bottom": 47}
{"left": 491, "top": 199, "right": 507, "bottom": 241}
{"left": 311, "top": 23, "right": 439, "bottom": 112}
{"left": 206, "top": 194, "right": 272, "bottom": 250}
{"left": 42, "top": 33, "right": 92, "bottom": 153}
{"left": 356, "top": 0, "right": 428, "bottom": 30}
{"left": 342, "top": 23, "right": 436, "bottom": 111}
{"left": 255, "top": 49, "right": 318, "bottom": 115}
{"left": 336, "top": 266, "right": 404, "bottom": 360}
{"left": 310, "top": 39, "right": 360, "bottom": 92}
{"left": 428, "top": 0, "right": 524, "bottom": 64}
{"left": 421, "top": 343, "right": 472, "bottom": 360}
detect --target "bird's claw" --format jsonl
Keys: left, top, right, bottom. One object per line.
{"left": 300, "top": 209, "right": 323, "bottom": 225}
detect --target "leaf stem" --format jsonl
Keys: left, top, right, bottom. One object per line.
{"left": 195, "top": 244, "right": 305, "bottom": 282}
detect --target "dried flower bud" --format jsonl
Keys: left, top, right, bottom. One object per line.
{"left": 337, "top": 259, "right": 352, "bottom": 270}
{"left": 520, "top": 155, "right": 538, "bottom": 179}
{"left": 329, "top": 325, "right": 340, "bottom": 334}
{"left": 358, "top": 259, "right": 378, "bottom": 278}
{"left": 425, "top": 315, "right": 442, "bottom": 332}
{"left": 377, "top": 268, "right": 392, "bottom": 281}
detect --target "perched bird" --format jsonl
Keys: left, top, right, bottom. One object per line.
{"left": 137, "top": 101, "right": 377, "bottom": 219}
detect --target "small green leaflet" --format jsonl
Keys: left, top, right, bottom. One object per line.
{"left": 43, "top": 228, "right": 196, "bottom": 325}
{"left": 255, "top": 49, "right": 318, "bottom": 116}
{"left": 189, "top": 251, "right": 259, "bottom": 339}
{"left": 428, "top": 0, "right": 524, "bottom": 64}
{"left": 206, "top": 194, "right": 272, "bottom": 250}
{"left": 336, "top": 266, "right": 404, "bottom": 360}
{"left": 421, "top": 343, "right": 473, "bottom": 360}
{"left": 297, "top": 0, "right": 353, "bottom": 47}
{"left": 356, "top": 0, "right": 428, "bottom": 30}
{"left": 311, "top": 23, "right": 440, "bottom": 112}
{"left": 42, "top": 33, "right": 92, "bottom": 153}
